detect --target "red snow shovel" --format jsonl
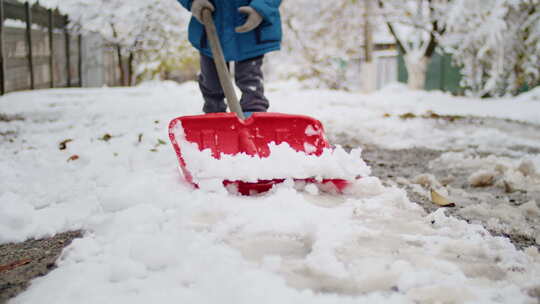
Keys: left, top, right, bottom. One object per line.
{"left": 168, "top": 9, "right": 349, "bottom": 195}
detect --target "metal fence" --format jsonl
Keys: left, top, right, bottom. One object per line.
{"left": 0, "top": 0, "right": 124, "bottom": 96}
{"left": 398, "top": 51, "right": 464, "bottom": 94}
{"left": 374, "top": 51, "right": 398, "bottom": 90}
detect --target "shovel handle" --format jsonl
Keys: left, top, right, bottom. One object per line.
{"left": 201, "top": 9, "right": 245, "bottom": 120}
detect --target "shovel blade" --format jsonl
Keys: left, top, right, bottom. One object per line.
{"left": 169, "top": 112, "right": 347, "bottom": 194}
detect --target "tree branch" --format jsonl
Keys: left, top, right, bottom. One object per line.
{"left": 378, "top": 0, "right": 407, "bottom": 54}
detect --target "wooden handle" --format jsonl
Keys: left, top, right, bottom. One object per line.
{"left": 201, "top": 9, "right": 245, "bottom": 120}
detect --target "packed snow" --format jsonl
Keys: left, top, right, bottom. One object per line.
{"left": 1, "top": 81, "right": 540, "bottom": 303}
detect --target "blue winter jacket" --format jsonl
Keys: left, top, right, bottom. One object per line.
{"left": 178, "top": 0, "right": 282, "bottom": 62}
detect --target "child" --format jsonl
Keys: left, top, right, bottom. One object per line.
{"left": 178, "top": 0, "right": 282, "bottom": 116}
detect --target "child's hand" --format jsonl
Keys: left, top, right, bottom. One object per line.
{"left": 191, "top": 0, "right": 214, "bottom": 23}
{"left": 235, "top": 7, "right": 263, "bottom": 33}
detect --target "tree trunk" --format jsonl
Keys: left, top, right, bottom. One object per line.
{"left": 363, "top": 0, "right": 374, "bottom": 63}
{"left": 115, "top": 44, "right": 125, "bottom": 86}
{"left": 404, "top": 52, "right": 429, "bottom": 90}
{"left": 128, "top": 52, "right": 134, "bottom": 86}
{"left": 362, "top": 0, "right": 376, "bottom": 93}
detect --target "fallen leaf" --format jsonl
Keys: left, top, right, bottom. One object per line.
{"left": 422, "top": 111, "right": 463, "bottom": 122}
{"left": 430, "top": 188, "right": 456, "bottom": 207}
{"left": 100, "top": 134, "right": 112, "bottom": 142}
{"left": 138, "top": 133, "right": 143, "bottom": 143}
{"left": 0, "top": 258, "right": 31, "bottom": 273}
{"left": 397, "top": 111, "right": 464, "bottom": 122}
{"left": 157, "top": 139, "right": 167, "bottom": 145}
{"left": 1, "top": 130, "right": 16, "bottom": 136}
{"left": 399, "top": 112, "right": 416, "bottom": 119}
{"left": 383, "top": 113, "right": 391, "bottom": 118}
{"left": 67, "top": 155, "right": 79, "bottom": 162}
{"left": 0, "top": 114, "right": 24, "bottom": 122}
{"left": 59, "top": 139, "right": 73, "bottom": 150}
{"left": 425, "top": 111, "right": 441, "bottom": 119}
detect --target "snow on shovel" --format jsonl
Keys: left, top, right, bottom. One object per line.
{"left": 168, "top": 9, "right": 363, "bottom": 195}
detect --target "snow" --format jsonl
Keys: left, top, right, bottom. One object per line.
{"left": 4, "top": 19, "right": 26, "bottom": 29}
{"left": 468, "top": 170, "right": 497, "bottom": 187}
{"left": 1, "top": 82, "right": 540, "bottom": 303}
{"left": 441, "top": 0, "right": 540, "bottom": 97}
{"left": 268, "top": 82, "right": 540, "bottom": 152}
{"left": 430, "top": 151, "right": 540, "bottom": 242}
{"left": 174, "top": 126, "right": 370, "bottom": 184}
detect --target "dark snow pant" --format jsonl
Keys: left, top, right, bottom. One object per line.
{"left": 199, "top": 53, "right": 269, "bottom": 114}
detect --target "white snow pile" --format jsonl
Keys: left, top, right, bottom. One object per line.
{"left": 1, "top": 82, "right": 540, "bottom": 303}
{"left": 172, "top": 123, "right": 370, "bottom": 187}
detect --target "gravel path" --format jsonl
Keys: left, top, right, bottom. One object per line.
{"left": 0, "top": 231, "right": 82, "bottom": 304}
{"left": 336, "top": 115, "right": 540, "bottom": 252}
{"left": 359, "top": 145, "right": 540, "bottom": 250}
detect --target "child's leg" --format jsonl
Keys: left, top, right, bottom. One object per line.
{"left": 199, "top": 53, "right": 227, "bottom": 113}
{"left": 235, "top": 55, "right": 269, "bottom": 112}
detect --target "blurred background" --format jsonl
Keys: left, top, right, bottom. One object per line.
{"left": 0, "top": 0, "right": 538, "bottom": 97}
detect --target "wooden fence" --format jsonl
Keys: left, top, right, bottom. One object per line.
{"left": 0, "top": 0, "right": 83, "bottom": 95}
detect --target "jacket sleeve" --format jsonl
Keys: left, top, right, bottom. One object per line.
{"left": 178, "top": 0, "right": 193, "bottom": 11}
{"left": 250, "top": 0, "right": 281, "bottom": 23}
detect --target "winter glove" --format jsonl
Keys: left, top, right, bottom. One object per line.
{"left": 191, "top": 0, "right": 215, "bottom": 23}
{"left": 235, "top": 6, "right": 263, "bottom": 33}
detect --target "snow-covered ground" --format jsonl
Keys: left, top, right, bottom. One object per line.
{"left": 1, "top": 81, "right": 540, "bottom": 303}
